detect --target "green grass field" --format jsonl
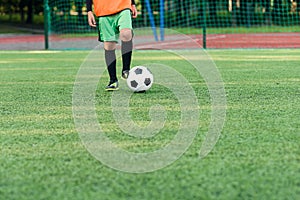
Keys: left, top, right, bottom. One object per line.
{"left": 1, "top": 49, "right": 299, "bottom": 199}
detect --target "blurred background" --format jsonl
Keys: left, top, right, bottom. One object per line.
{"left": 0, "top": 0, "right": 299, "bottom": 49}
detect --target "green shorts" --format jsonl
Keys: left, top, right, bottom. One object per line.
{"left": 98, "top": 9, "right": 133, "bottom": 42}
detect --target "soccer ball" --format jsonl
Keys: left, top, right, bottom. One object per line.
{"left": 126, "top": 66, "right": 153, "bottom": 92}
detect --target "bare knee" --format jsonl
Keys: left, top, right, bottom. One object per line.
{"left": 120, "top": 29, "right": 133, "bottom": 42}
{"left": 104, "top": 42, "right": 117, "bottom": 51}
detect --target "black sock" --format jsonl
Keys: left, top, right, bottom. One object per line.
{"left": 105, "top": 49, "right": 117, "bottom": 83}
{"left": 121, "top": 40, "right": 133, "bottom": 72}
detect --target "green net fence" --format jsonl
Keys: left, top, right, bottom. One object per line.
{"left": 45, "top": 0, "right": 300, "bottom": 49}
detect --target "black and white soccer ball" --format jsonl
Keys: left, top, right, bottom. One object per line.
{"left": 126, "top": 66, "right": 153, "bottom": 92}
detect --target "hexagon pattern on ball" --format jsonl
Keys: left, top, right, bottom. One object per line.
{"left": 126, "top": 66, "right": 154, "bottom": 92}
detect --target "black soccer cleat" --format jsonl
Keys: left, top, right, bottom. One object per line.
{"left": 121, "top": 70, "right": 129, "bottom": 80}
{"left": 105, "top": 81, "right": 119, "bottom": 91}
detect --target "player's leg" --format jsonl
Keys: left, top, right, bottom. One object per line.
{"left": 118, "top": 10, "right": 134, "bottom": 79}
{"left": 120, "top": 28, "right": 133, "bottom": 79}
{"left": 104, "top": 42, "right": 119, "bottom": 90}
{"left": 98, "top": 16, "right": 119, "bottom": 90}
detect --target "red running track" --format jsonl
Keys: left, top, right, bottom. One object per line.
{"left": 0, "top": 32, "right": 299, "bottom": 49}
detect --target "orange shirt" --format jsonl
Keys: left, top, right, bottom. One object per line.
{"left": 93, "top": 0, "right": 132, "bottom": 17}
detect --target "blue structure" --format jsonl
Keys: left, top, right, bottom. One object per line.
{"left": 145, "top": 0, "right": 164, "bottom": 41}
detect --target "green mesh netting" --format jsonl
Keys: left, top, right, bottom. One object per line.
{"left": 45, "top": 0, "right": 300, "bottom": 49}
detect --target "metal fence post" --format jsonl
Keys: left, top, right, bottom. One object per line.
{"left": 202, "top": 0, "right": 207, "bottom": 49}
{"left": 44, "top": 0, "right": 50, "bottom": 49}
